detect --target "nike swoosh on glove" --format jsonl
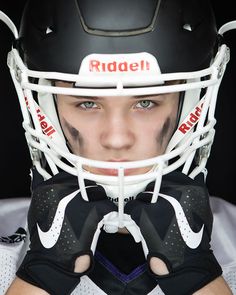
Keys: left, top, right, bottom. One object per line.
{"left": 125, "top": 171, "right": 222, "bottom": 295}
{"left": 16, "top": 168, "right": 117, "bottom": 295}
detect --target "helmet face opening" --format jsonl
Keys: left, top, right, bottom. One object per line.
{"left": 8, "top": 45, "right": 227, "bottom": 178}
{"left": 0, "top": 0, "right": 232, "bottom": 226}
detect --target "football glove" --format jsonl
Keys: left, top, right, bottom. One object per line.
{"left": 125, "top": 171, "right": 222, "bottom": 295}
{"left": 17, "top": 168, "right": 117, "bottom": 295}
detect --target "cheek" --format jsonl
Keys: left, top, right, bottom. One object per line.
{"left": 157, "top": 117, "right": 176, "bottom": 148}
{"left": 60, "top": 116, "right": 101, "bottom": 156}
{"left": 131, "top": 119, "right": 163, "bottom": 157}
{"left": 139, "top": 113, "right": 177, "bottom": 154}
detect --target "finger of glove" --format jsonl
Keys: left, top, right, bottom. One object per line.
{"left": 125, "top": 192, "right": 214, "bottom": 276}
{"left": 85, "top": 184, "right": 109, "bottom": 202}
{"left": 28, "top": 189, "right": 117, "bottom": 258}
{"left": 136, "top": 191, "right": 153, "bottom": 202}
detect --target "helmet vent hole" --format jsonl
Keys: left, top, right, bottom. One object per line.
{"left": 183, "top": 24, "right": 192, "bottom": 32}
{"left": 46, "top": 27, "right": 53, "bottom": 35}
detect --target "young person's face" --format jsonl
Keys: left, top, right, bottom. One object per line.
{"left": 56, "top": 81, "right": 180, "bottom": 176}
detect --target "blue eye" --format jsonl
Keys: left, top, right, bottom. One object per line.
{"left": 80, "top": 101, "right": 96, "bottom": 109}
{"left": 136, "top": 100, "right": 154, "bottom": 109}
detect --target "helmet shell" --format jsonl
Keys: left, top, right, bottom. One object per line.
{"left": 18, "top": 0, "right": 218, "bottom": 73}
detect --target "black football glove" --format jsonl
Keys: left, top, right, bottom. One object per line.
{"left": 17, "top": 168, "right": 117, "bottom": 295}
{"left": 125, "top": 171, "right": 222, "bottom": 295}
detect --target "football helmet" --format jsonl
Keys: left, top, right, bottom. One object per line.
{"left": 1, "top": 0, "right": 236, "bottom": 227}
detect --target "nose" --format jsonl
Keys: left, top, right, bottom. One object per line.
{"left": 100, "top": 113, "right": 135, "bottom": 152}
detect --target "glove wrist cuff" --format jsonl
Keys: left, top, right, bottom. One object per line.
{"left": 17, "top": 250, "right": 94, "bottom": 295}
{"left": 148, "top": 252, "right": 222, "bottom": 295}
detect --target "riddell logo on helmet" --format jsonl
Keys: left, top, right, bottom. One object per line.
{"left": 89, "top": 59, "right": 150, "bottom": 73}
{"left": 178, "top": 103, "right": 204, "bottom": 134}
{"left": 24, "top": 97, "right": 56, "bottom": 137}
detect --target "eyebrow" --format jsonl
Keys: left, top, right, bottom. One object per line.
{"left": 71, "top": 94, "right": 161, "bottom": 100}
{"left": 71, "top": 95, "right": 99, "bottom": 100}
{"left": 133, "top": 94, "right": 160, "bottom": 99}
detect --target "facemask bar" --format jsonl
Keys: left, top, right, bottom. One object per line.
{"left": 8, "top": 46, "right": 227, "bottom": 180}
{"left": 218, "top": 20, "right": 236, "bottom": 35}
{"left": 118, "top": 168, "right": 125, "bottom": 227}
{"left": 182, "top": 90, "right": 213, "bottom": 177}
{"left": 77, "top": 155, "right": 165, "bottom": 227}
{"left": 8, "top": 65, "right": 69, "bottom": 179}
{"left": 7, "top": 47, "right": 225, "bottom": 96}
{"left": 6, "top": 42, "right": 228, "bottom": 179}
{"left": 1, "top": 11, "right": 235, "bottom": 227}
{"left": 184, "top": 72, "right": 224, "bottom": 179}
{"left": 23, "top": 120, "right": 215, "bottom": 181}
{"left": 0, "top": 11, "right": 18, "bottom": 39}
